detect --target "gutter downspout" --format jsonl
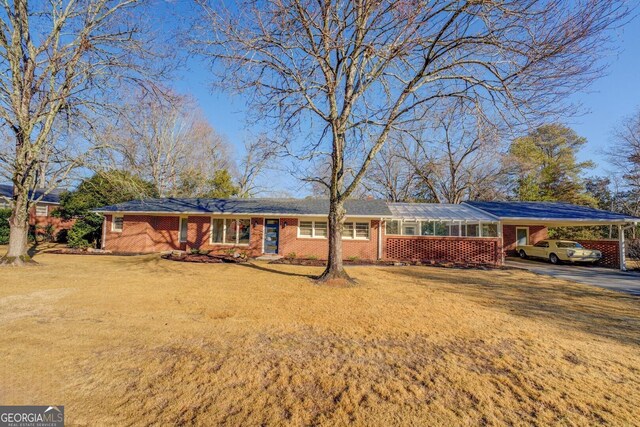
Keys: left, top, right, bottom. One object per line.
{"left": 378, "top": 218, "right": 383, "bottom": 260}
{"left": 101, "top": 216, "right": 107, "bottom": 250}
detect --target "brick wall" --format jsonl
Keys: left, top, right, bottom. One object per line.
{"left": 277, "top": 218, "right": 380, "bottom": 260}
{"left": 104, "top": 214, "right": 181, "bottom": 253}
{"left": 502, "top": 225, "right": 548, "bottom": 256}
{"left": 576, "top": 239, "right": 620, "bottom": 268}
{"left": 102, "top": 214, "right": 506, "bottom": 266}
{"left": 384, "top": 236, "right": 502, "bottom": 266}
{"left": 104, "top": 214, "right": 265, "bottom": 255}
{"left": 30, "top": 203, "right": 75, "bottom": 237}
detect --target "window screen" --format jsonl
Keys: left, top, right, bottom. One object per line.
{"left": 211, "top": 219, "right": 224, "bottom": 243}
{"left": 343, "top": 222, "right": 354, "bottom": 238}
{"left": 112, "top": 216, "right": 123, "bottom": 232}
{"left": 225, "top": 219, "right": 238, "bottom": 244}
{"left": 386, "top": 220, "right": 400, "bottom": 235}
{"left": 314, "top": 222, "right": 328, "bottom": 237}
{"left": 35, "top": 205, "right": 48, "bottom": 216}
{"left": 355, "top": 222, "right": 369, "bottom": 239}
{"left": 179, "top": 218, "right": 188, "bottom": 242}
{"left": 299, "top": 221, "right": 313, "bottom": 237}
{"left": 237, "top": 219, "right": 250, "bottom": 244}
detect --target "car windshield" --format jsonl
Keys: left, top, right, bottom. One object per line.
{"left": 556, "top": 242, "right": 583, "bottom": 249}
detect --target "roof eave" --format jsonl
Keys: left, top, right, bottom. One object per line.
{"left": 499, "top": 218, "right": 637, "bottom": 225}
{"left": 91, "top": 209, "right": 392, "bottom": 218}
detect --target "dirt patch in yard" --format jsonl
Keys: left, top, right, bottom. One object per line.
{"left": 0, "top": 254, "right": 638, "bottom": 425}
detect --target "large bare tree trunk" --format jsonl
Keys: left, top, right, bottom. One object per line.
{"left": 319, "top": 199, "right": 350, "bottom": 282}
{"left": 2, "top": 190, "right": 32, "bottom": 265}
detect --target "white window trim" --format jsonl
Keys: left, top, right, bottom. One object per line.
{"left": 343, "top": 221, "right": 371, "bottom": 240}
{"left": 35, "top": 204, "right": 48, "bottom": 217}
{"left": 111, "top": 215, "right": 123, "bottom": 232}
{"left": 210, "top": 217, "right": 251, "bottom": 246}
{"left": 297, "top": 220, "right": 328, "bottom": 239}
{"left": 179, "top": 216, "right": 188, "bottom": 243}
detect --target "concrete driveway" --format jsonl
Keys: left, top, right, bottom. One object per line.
{"left": 505, "top": 257, "right": 640, "bottom": 296}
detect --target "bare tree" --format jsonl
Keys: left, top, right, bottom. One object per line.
{"left": 237, "top": 136, "right": 276, "bottom": 197}
{"left": 193, "top": 0, "right": 628, "bottom": 281}
{"left": 610, "top": 109, "right": 640, "bottom": 218}
{"left": 361, "top": 141, "right": 427, "bottom": 202}
{"left": 0, "top": 0, "right": 168, "bottom": 264}
{"left": 105, "top": 91, "right": 234, "bottom": 197}
{"left": 399, "top": 102, "right": 507, "bottom": 204}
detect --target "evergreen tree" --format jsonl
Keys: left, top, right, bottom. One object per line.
{"left": 509, "top": 124, "right": 596, "bottom": 205}
{"left": 55, "top": 171, "right": 157, "bottom": 248}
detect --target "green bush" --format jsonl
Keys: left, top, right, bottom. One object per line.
{"left": 0, "top": 208, "right": 10, "bottom": 244}
{"left": 67, "top": 213, "right": 104, "bottom": 248}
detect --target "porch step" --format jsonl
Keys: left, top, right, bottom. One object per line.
{"left": 255, "top": 254, "right": 283, "bottom": 261}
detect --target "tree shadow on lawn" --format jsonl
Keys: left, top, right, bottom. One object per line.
{"left": 239, "top": 262, "right": 318, "bottom": 279}
{"left": 391, "top": 268, "right": 640, "bottom": 347}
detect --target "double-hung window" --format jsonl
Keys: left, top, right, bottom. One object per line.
{"left": 112, "top": 215, "right": 124, "bottom": 232}
{"left": 210, "top": 218, "right": 250, "bottom": 245}
{"left": 35, "top": 204, "right": 48, "bottom": 217}
{"left": 343, "top": 221, "right": 370, "bottom": 240}
{"left": 298, "top": 220, "right": 328, "bottom": 238}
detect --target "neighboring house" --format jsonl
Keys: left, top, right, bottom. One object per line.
{"left": 94, "top": 198, "right": 639, "bottom": 270}
{"left": 0, "top": 184, "right": 74, "bottom": 239}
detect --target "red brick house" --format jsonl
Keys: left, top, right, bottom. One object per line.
{"left": 0, "top": 184, "right": 74, "bottom": 239}
{"left": 94, "top": 198, "right": 638, "bottom": 270}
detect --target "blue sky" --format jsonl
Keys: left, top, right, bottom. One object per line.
{"left": 567, "top": 19, "right": 640, "bottom": 177}
{"left": 170, "top": 6, "right": 640, "bottom": 196}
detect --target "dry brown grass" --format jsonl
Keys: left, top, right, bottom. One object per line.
{"left": 0, "top": 252, "right": 639, "bottom": 426}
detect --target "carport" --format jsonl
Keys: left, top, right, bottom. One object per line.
{"left": 465, "top": 201, "right": 640, "bottom": 271}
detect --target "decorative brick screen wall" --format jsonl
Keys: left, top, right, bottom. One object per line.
{"left": 384, "top": 236, "right": 502, "bottom": 266}
{"left": 576, "top": 239, "right": 620, "bottom": 268}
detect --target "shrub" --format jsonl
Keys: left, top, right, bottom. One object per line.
{"left": 348, "top": 256, "right": 360, "bottom": 262}
{"left": 190, "top": 249, "right": 211, "bottom": 255}
{"left": 285, "top": 252, "right": 297, "bottom": 260}
{"left": 55, "top": 228, "right": 69, "bottom": 243}
{"left": 33, "top": 224, "right": 56, "bottom": 243}
{"left": 628, "top": 238, "right": 640, "bottom": 260}
{"left": 67, "top": 214, "right": 104, "bottom": 248}
{"left": 0, "top": 208, "right": 10, "bottom": 244}
{"left": 307, "top": 255, "right": 318, "bottom": 260}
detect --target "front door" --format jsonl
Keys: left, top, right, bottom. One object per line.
{"left": 264, "top": 219, "right": 279, "bottom": 254}
{"left": 516, "top": 227, "right": 529, "bottom": 246}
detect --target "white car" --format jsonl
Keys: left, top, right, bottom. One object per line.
{"left": 517, "top": 240, "right": 602, "bottom": 265}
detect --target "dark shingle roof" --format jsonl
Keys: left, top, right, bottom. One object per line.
{"left": 466, "top": 201, "right": 639, "bottom": 222}
{"left": 94, "top": 197, "right": 392, "bottom": 217}
{"left": 0, "top": 183, "right": 63, "bottom": 204}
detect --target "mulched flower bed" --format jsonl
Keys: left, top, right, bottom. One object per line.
{"left": 47, "top": 248, "right": 138, "bottom": 256}
{"left": 162, "top": 252, "right": 247, "bottom": 264}
{"left": 269, "top": 257, "right": 499, "bottom": 270}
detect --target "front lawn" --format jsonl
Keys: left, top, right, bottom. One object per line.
{"left": 1, "top": 253, "right": 638, "bottom": 425}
